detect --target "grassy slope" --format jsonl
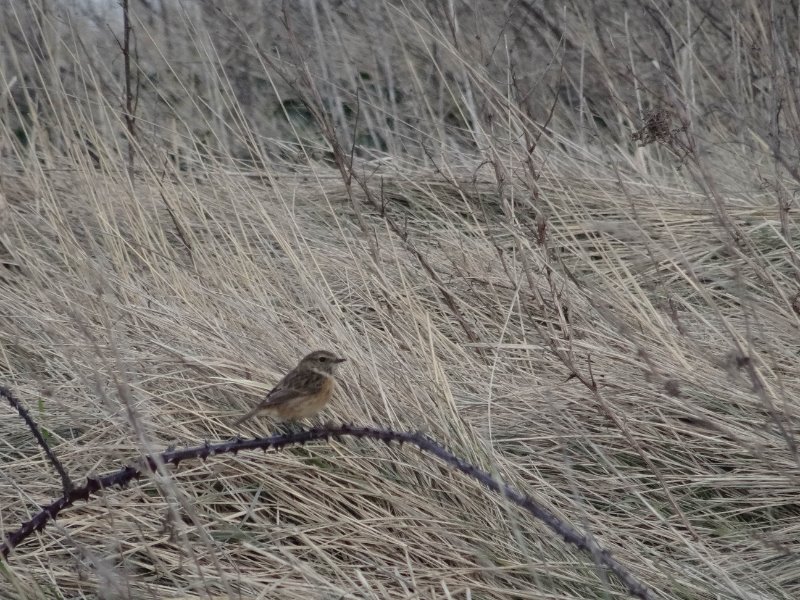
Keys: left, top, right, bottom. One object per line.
{"left": 1, "top": 1, "right": 798, "bottom": 598}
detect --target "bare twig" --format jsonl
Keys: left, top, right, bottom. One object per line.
{"left": 1, "top": 386, "right": 73, "bottom": 494}
{"left": 120, "top": 0, "right": 137, "bottom": 180}
{"left": 238, "top": 7, "right": 481, "bottom": 345}
{"left": 0, "top": 422, "right": 656, "bottom": 600}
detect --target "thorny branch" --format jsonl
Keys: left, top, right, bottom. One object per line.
{"left": 1, "top": 386, "right": 73, "bottom": 494}
{"left": 1, "top": 421, "right": 656, "bottom": 600}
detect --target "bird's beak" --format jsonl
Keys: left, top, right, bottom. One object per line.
{"left": 334, "top": 357, "right": 347, "bottom": 363}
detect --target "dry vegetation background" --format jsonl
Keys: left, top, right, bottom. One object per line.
{"left": 1, "top": 0, "right": 799, "bottom": 598}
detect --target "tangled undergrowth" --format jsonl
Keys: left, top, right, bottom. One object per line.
{"left": 1, "top": 1, "right": 799, "bottom": 598}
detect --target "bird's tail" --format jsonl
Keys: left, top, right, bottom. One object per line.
{"left": 232, "top": 405, "right": 261, "bottom": 427}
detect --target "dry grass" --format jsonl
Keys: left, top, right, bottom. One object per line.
{"left": 1, "top": 1, "right": 799, "bottom": 598}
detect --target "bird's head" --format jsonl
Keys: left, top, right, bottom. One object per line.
{"left": 299, "top": 350, "right": 346, "bottom": 374}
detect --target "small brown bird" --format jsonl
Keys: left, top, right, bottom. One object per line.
{"left": 234, "top": 350, "right": 346, "bottom": 427}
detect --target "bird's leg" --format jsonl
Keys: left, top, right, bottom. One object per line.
{"left": 273, "top": 422, "right": 301, "bottom": 436}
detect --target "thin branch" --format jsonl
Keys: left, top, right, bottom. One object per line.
{"left": 235, "top": 7, "right": 481, "bottom": 345}
{"left": 0, "top": 423, "right": 656, "bottom": 600}
{"left": 1, "top": 386, "right": 73, "bottom": 494}
{"left": 121, "top": 0, "right": 136, "bottom": 180}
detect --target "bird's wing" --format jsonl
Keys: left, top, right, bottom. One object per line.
{"left": 233, "top": 371, "right": 327, "bottom": 426}
{"left": 232, "top": 387, "right": 310, "bottom": 426}
{"left": 259, "top": 385, "right": 311, "bottom": 407}
{"left": 261, "top": 370, "right": 327, "bottom": 406}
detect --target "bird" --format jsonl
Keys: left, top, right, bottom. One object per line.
{"left": 233, "top": 350, "right": 346, "bottom": 427}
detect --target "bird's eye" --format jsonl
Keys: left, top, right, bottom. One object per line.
{"left": 319, "top": 356, "right": 328, "bottom": 362}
